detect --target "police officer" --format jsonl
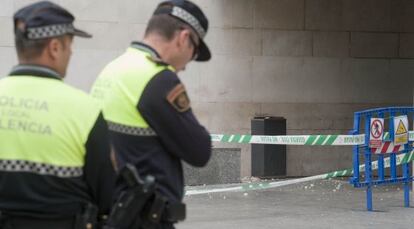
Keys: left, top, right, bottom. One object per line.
{"left": 0, "top": 1, "right": 115, "bottom": 228}
{"left": 90, "top": 0, "right": 212, "bottom": 228}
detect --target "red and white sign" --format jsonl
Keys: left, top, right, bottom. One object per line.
{"left": 371, "top": 142, "right": 405, "bottom": 154}
{"left": 369, "top": 118, "right": 384, "bottom": 148}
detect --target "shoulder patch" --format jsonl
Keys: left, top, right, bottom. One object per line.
{"left": 167, "top": 83, "right": 191, "bottom": 112}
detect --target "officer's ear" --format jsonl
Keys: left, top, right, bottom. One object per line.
{"left": 46, "top": 38, "right": 61, "bottom": 61}
{"left": 176, "top": 29, "right": 190, "bottom": 49}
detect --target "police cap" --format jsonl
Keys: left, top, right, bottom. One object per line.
{"left": 154, "top": 0, "right": 211, "bottom": 62}
{"left": 14, "top": 1, "right": 92, "bottom": 40}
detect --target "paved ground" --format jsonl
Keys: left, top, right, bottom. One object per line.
{"left": 178, "top": 178, "right": 413, "bottom": 229}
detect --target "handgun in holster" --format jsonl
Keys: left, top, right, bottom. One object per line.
{"left": 104, "top": 164, "right": 157, "bottom": 229}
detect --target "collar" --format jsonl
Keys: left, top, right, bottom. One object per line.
{"left": 130, "top": 41, "right": 168, "bottom": 65}
{"left": 131, "top": 41, "right": 161, "bottom": 58}
{"left": 9, "top": 65, "right": 62, "bottom": 80}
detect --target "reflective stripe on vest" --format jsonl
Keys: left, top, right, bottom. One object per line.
{"left": 0, "top": 76, "right": 101, "bottom": 177}
{"left": 107, "top": 121, "right": 157, "bottom": 136}
{"left": 91, "top": 46, "right": 173, "bottom": 135}
{"left": 0, "top": 159, "right": 82, "bottom": 177}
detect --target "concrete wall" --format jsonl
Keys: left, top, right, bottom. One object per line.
{"left": 0, "top": 0, "right": 413, "bottom": 178}
{"left": 184, "top": 148, "right": 241, "bottom": 185}
{"left": 191, "top": 0, "right": 414, "bottom": 177}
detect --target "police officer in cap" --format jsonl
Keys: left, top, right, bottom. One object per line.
{"left": 91, "top": 0, "right": 212, "bottom": 228}
{"left": 0, "top": 1, "right": 115, "bottom": 228}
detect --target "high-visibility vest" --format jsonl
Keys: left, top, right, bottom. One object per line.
{"left": 91, "top": 45, "right": 173, "bottom": 136}
{"left": 0, "top": 75, "right": 101, "bottom": 177}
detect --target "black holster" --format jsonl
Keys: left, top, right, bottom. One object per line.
{"left": 104, "top": 164, "right": 186, "bottom": 229}
{"left": 104, "top": 164, "right": 156, "bottom": 229}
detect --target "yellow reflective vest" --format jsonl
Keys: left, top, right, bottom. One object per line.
{"left": 0, "top": 73, "right": 100, "bottom": 176}
{"left": 91, "top": 45, "right": 173, "bottom": 134}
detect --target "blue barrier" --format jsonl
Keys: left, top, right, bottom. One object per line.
{"left": 350, "top": 107, "right": 414, "bottom": 211}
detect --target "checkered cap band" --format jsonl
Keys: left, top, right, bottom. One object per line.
{"left": 108, "top": 121, "right": 157, "bottom": 136}
{"left": 27, "top": 23, "right": 75, "bottom": 39}
{"left": 171, "top": 6, "right": 206, "bottom": 38}
{"left": 0, "top": 160, "right": 83, "bottom": 178}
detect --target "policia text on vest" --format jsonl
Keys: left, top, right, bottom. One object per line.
{"left": 0, "top": 1, "right": 116, "bottom": 228}
{"left": 91, "top": 1, "right": 213, "bottom": 228}
{"left": 0, "top": 96, "right": 51, "bottom": 135}
{"left": 0, "top": 67, "right": 115, "bottom": 227}
{"left": 91, "top": 42, "right": 211, "bottom": 228}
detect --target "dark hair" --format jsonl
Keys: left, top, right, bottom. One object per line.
{"left": 144, "top": 13, "right": 189, "bottom": 41}
{"left": 14, "top": 29, "right": 51, "bottom": 60}
{"left": 14, "top": 28, "right": 67, "bottom": 60}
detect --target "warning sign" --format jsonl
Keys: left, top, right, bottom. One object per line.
{"left": 394, "top": 115, "right": 409, "bottom": 145}
{"left": 369, "top": 118, "right": 384, "bottom": 148}
{"left": 396, "top": 120, "right": 408, "bottom": 135}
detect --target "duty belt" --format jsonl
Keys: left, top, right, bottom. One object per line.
{"left": 107, "top": 121, "right": 157, "bottom": 136}
{"left": 0, "top": 212, "right": 75, "bottom": 229}
{"left": 105, "top": 165, "right": 186, "bottom": 229}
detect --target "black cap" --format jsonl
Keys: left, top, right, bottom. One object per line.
{"left": 154, "top": 0, "right": 211, "bottom": 62}
{"left": 13, "top": 1, "right": 92, "bottom": 40}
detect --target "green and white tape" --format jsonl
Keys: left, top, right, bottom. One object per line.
{"left": 211, "top": 131, "right": 414, "bottom": 146}
{"left": 325, "top": 149, "right": 414, "bottom": 178}
{"left": 185, "top": 151, "right": 414, "bottom": 196}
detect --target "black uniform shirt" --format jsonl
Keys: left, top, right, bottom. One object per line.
{"left": 110, "top": 43, "right": 211, "bottom": 203}
{"left": 0, "top": 65, "right": 115, "bottom": 218}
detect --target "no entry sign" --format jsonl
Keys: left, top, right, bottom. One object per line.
{"left": 369, "top": 118, "right": 384, "bottom": 148}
